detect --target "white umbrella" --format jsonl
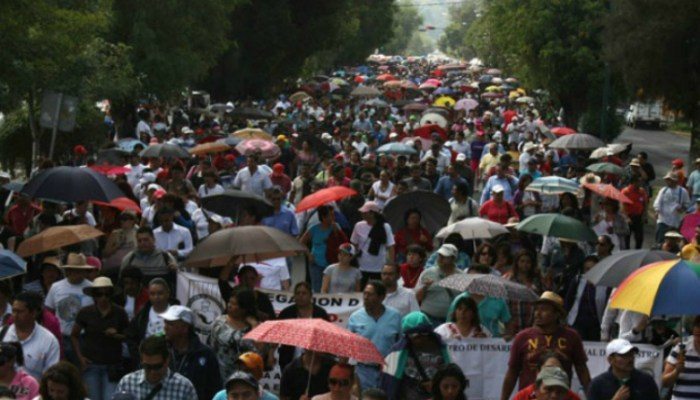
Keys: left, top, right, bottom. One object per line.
{"left": 420, "top": 112, "right": 448, "bottom": 128}
{"left": 590, "top": 143, "right": 631, "bottom": 159}
{"left": 436, "top": 217, "right": 509, "bottom": 240}
{"left": 549, "top": 133, "right": 605, "bottom": 150}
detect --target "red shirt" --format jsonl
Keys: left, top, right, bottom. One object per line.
{"left": 621, "top": 185, "right": 648, "bottom": 216}
{"left": 399, "top": 263, "right": 423, "bottom": 288}
{"left": 479, "top": 199, "right": 517, "bottom": 224}
{"left": 508, "top": 326, "right": 588, "bottom": 390}
{"left": 5, "top": 204, "right": 41, "bottom": 235}
{"left": 513, "top": 383, "right": 581, "bottom": 400}
{"left": 394, "top": 227, "right": 434, "bottom": 257}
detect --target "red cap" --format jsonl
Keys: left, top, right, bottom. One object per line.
{"left": 153, "top": 189, "right": 167, "bottom": 199}
{"left": 86, "top": 256, "right": 102, "bottom": 270}
{"left": 73, "top": 145, "right": 87, "bottom": 155}
{"left": 273, "top": 163, "right": 284, "bottom": 173}
{"left": 225, "top": 154, "right": 236, "bottom": 162}
{"left": 672, "top": 158, "right": 684, "bottom": 167}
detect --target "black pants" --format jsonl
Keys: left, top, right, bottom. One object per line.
{"left": 625, "top": 214, "right": 644, "bottom": 249}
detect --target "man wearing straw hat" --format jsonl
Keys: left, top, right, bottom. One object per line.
{"left": 501, "top": 291, "right": 590, "bottom": 400}
{"left": 44, "top": 253, "right": 94, "bottom": 365}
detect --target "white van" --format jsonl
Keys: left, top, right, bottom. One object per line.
{"left": 625, "top": 101, "right": 665, "bottom": 128}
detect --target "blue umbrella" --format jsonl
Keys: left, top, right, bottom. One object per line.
{"left": 526, "top": 176, "right": 580, "bottom": 195}
{"left": 479, "top": 74, "right": 493, "bottom": 83}
{"left": 0, "top": 250, "right": 26, "bottom": 279}
{"left": 2, "top": 181, "right": 25, "bottom": 192}
{"left": 434, "top": 87, "right": 456, "bottom": 96}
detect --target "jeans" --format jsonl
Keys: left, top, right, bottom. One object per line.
{"left": 356, "top": 364, "right": 381, "bottom": 392}
{"left": 83, "top": 364, "right": 117, "bottom": 400}
{"left": 309, "top": 262, "right": 326, "bottom": 293}
{"left": 625, "top": 214, "right": 644, "bottom": 249}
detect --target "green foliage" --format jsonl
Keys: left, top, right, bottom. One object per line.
{"left": 438, "top": 1, "right": 480, "bottom": 59}
{"left": 382, "top": 3, "right": 424, "bottom": 55}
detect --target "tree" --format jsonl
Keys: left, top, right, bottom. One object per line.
{"left": 604, "top": 0, "right": 700, "bottom": 158}
{"left": 438, "top": 0, "right": 480, "bottom": 59}
{"left": 382, "top": 3, "right": 423, "bottom": 55}
{"left": 466, "top": 0, "right": 620, "bottom": 137}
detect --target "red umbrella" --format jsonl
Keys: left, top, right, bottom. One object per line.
{"left": 376, "top": 73, "right": 396, "bottom": 82}
{"left": 425, "top": 78, "right": 442, "bottom": 87}
{"left": 296, "top": 186, "right": 357, "bottom": 213}
{"left": 583, "top": 183, "right": 632, "bottom": 204}
{"left": 413, "top": 124, "right": 447, "bottom": 141}
{"left": 243, "top": 318, "right": 384, "bottom": 364}
{"left": 90, "top": 165, "right": 131, "bottom": 176}
{"left": 551, "top": 126, "right": 576, "bottom": 136}
{"left": 93, "top": 197, "right": 141, "bottom": 213}
{"left": 353, "top": 75, "right": 365, "bottom": 84}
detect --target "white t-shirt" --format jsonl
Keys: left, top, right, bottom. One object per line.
{"left": 124, "top": 296, "right": 136, "bottom": 320}
{"left": 44, "top": 279, "right": 94, "bottom": 336}
{"left": 350, "top": 221, "right": 395, "bottom": 273}
{"left": 146, "top": 307, "right": 165, "bottom": 338}
{"left": 370, "top": 181, "right": 395, "bottom": 209}
{"left": 197, "top": 184, "right": 224, "bottom": 198}
{"left": 248, "top": 258, "right": 290, "bottom": 290}
{"left": 136, "top": 120, "right": 152, "bottom": 137}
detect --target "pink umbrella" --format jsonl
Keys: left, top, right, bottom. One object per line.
{"left": 235, "top": 139, "right": 281, "bottom": 159}
{"left": 424, "top": 78, "right": 442, "bottom": 87}
{"left": 681, "top": 213, "right": 700, "bottom": 242}
{"left": 455, "top": 98, "right": 479, "bottom": 111}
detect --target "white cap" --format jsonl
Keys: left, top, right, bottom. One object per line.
{"left": 147, "top": 183, "right": 161, "bottom": 192}
{"left": 492, "top": 184, "right": 505, "bottom": 194}
{"left": 0, "top": 171, "right": 10, "bottom": 180}
{"left": 159, "top": 305, "right": 194, "bottom": 325}
{"left": 389, "top": 132, "right": 399, "bottom": 139}
{"left": 321, "top": 132, "right": 332, "bottom": 141}
{"left": 437, "top": 244, "right": 458, "bottom": 258}
{"left": 181, "top": 127, "right": 194, "bottom": 135}
{"left": 606, "top": 339, "right": 638, "bottom": 356}
{"left": 456, "top": 153, "right": 467, "bottom": 162}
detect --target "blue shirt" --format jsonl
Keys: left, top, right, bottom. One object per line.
{"left": 262, "top": 207, "right": 299, "bottom": 236}
{"left": 434, "top": 176, "right": 468, "bottom": 200}
{"left": 348, "top": 307, "right": 402, "bottom": 357}
{"left": 480, "top": 175, "right": 519, "bottom": 204}
{"left": 309, "top": 223, "right": 332, "bottom": 267}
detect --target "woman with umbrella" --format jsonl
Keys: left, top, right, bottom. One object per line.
{"left": 394, "top": 209, "right": 433, "bottom": 264}
{"left": 351, "top": 201, "right": 395, "bottom": 285}
{"left": 504, "top": 250, "right": 543, "bottom": 333}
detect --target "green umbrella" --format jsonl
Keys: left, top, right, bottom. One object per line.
{"left": 586, "top": 162, "right": 624, "bottom": 175}
{"left": 515, "top": 213, "right": 597, "bottom": 242}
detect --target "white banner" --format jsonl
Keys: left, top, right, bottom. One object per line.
{"left": 446, "top": 338, "right": 664, "bottom": 400}
{"left": 258, "top": 288, "right": 363, "bottom": 327}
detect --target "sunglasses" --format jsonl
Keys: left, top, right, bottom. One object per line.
{"left": 328, "top": 378, "right": 350, "bottom": 387}
{"left": 142, "top": 362, "right": 165, "bottom": 371}
{"left": 92, "top": 291, "right": 111, "bottom": 298}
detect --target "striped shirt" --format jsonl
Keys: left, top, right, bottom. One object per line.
{"left": 115, "top": 369, "right": 196, "bottom": 400}
{"left": 667, "top": 339, "right": 700, "bottom": 399}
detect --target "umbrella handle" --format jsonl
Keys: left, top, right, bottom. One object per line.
{"left": 306, "top": 351, "right": 315, "bottom": 397}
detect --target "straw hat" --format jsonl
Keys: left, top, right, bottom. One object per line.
{"left": 579, "top": 172, "right": 601, "bottom": 185}
{"left": 83, "top": 276, "right": 114, "bottom": 296}
{"left": 62, "top": 253, "right": 97, "bottom": 270}
{"left": 535, "top": 291, "right": 566, "bottom": 315}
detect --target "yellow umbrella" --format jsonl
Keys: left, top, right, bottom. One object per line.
{"left": 509, "top": 91, "right": 520, "bottom": 99}
{"left": 232, "top": 128, "right": 274, "bottom": 142}
{"left": 516, "top": 88, "right": 527, "bottom": 95}
{"left": 433, "top": 96, "right": 456, "bottom": 108}
{"left": 189, "top": 141, "right": 231, "bottom": 156}
{"left": 485, "top": 85, "right": 502, "bottom": 92}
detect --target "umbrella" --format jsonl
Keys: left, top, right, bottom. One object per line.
{"left": 244, "top": 318, "right": 384, "bottom": 364}
{"left": 209, "top": 103, "right": 234, "bottom": 114}
{"left": 22, "top": 166, "right": 124, "bottom": 203}
{"left": 17, "top": 224, "right": 104, "bottom": 257}
{"left": 201, "top": 190, "right": 273, "bottom": 220}
{"left": 185, "top": 226, "right": 306, "bottom": 267}
{"left": 400, "top": 80, "right": 418, "bottom": 90}
{"left": 413, "top": 124, "right": 447, "bottom": 141}
{"left": 583, "top": 183, "right": 632, "bottom": 204}
{"left": 0, "top": 250, "right": 26, "bottom": 279}
{"left": 365, "top": 98, "right": 389, "bottom": 108}
{"left": 480, "top": 92, "right": 503, "bottom": 99}
{"left": 433, "top": 87, "right": 456, "bottom": 96}
{"left": 2, "top": 181, "right": 25, "bottom": 192}
{"left": 289, "top": 91, "right": 311, "bottom": 102}
{"left": 549, "top": 133, "right": 604, "bottom": 150}
{"left": 485, "top": 68, "right": 502, "bottom": 76}
{"left": 419, "top": 82, "right": 437, "bottom": 90}
{"left": 116, "top": 138, "right": 147, "bottom": 152}
{"left": 139, "top": 143, "right": 191, "bottom": 158}
{"left": 609, "top": 259, "right": 700, "bottom": 316}
{"left": 350, "top": 85, "right": 381, "bottom": 98}
{"left": 403, "top": 103, "right": 428, "bottom": 112}
{"left": 376, "top": 73, "right": 396, "bottom": 81}
{"left": 235, "top": 139, "right": 281, "bottom": 159}
{"left": 485, "top": 85, "right": 502, "bottom": 93}
{"left": 526, "top": 176, "right": 580, "bottom": 195}
{"left": 454, "top": 98, "right": 479, "bottom": 111}
{"left": 219, "top": 137, "right": 243, "bottom": 147}
{"left": 89, "top": 164, "right": 131, "bottom": 176}
{"left": 383, "top": 80, "right": 402, "bottom": 89}
{"left": 586, "top": 162, "right": 624, "bottom": 175}
{"left": 516, "top": 96, "right": 534, "bottom": 104}
{"left": 330, "top": 77, "right": 349, "bottom": 86}
{"left": 97, "top": 148, "right": 131, "bottom": 165}
{"left": 230, "top": 107, "right": 275, "bottom": 120}
{"left": 402, "top": 136, "right": 432, "bottom": 149}
{"left": 93, "top": 197, "right": 141, "bottom": 213}
{"left": 383, "top": 191, "right": 450, "bottom": 234}
{"left": 537, "top": 124, "right": 556, "bottom": 140}
{"left": 436, "top": 217, "right": 509, "bottom": 240}
{"left": 438, "top": 274, "right": 539, "bottom": 302}
{"left": 550, "top": 127, "right": 576, "bottom": 136}
{"left": 425, "top": 78, "right": 442, "bottom": 87}
{"left": 583, "top": 250, "right": 677, "bottom": 287}
{"left": 188, "top": 141, "right": 231, "bottom": 156}
{"left": 589, "top": 143, "right": 631, "bottom": 159}
{"left": 231, "top": 128, "right": 274, "bottom": 142}
{"left": 296, "top": 187, "right": 357, "bottom": 214}
{"left": 433, "top": 96, "right": 456, "bottom": 108}
{"left": 376, "top": 143, "right": 417, "bottom": 155}
{"left": 516, "top": 213, "right": 597, "bottom": 242}
{"left": 478, "top": 74, "right": 493, "bottom": 83}
{"left": 419, "top": 113, "right": 448, "bottom": 129}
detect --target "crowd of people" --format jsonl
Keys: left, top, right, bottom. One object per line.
{"left": 0, "top": 56, "right": 697, "bottom": 400}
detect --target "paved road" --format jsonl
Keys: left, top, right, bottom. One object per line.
{"left": 616, "top": 126, "right": 689, "bottom": 177}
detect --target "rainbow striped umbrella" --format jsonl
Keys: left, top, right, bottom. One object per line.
{"left": 610, "top": 259, "right": 700, "bottom": 316}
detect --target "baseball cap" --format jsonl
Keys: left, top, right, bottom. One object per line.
{"left": 159, "top": 305, "right": 194, "bottom": 325}
{"left": 491, "top": 184, "right": 505, "bottom": 194}
{"left": 606, "top": 338, "right": 638, "bottom": 356}
{"left": 140, "top": 172, "right": 156, "bottom": 185}
{"left": 437, "top": 244, "right": 458, "bottom": 258}
{"left": 236, "top": 352, "right": 265, "bottom": 380}
{"left": 456, "top": 153, "right": 467, "bottom": 162}
{"left": 225, "top": 370, "right": 258, "bottom": 391}
{"left": 536, "top": 366, "right": 569, "bottom": 390}
{"left": 338, "top": 243, "right": 357, "bottom": 256}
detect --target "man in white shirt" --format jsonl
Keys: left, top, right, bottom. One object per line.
{"left": 4, "top": 291, "right": 60, "bottom": 380}
{"left": 381, "top": 264, "right": 419, "bottom": 317}
{"left": 248, "top": 257, "right": 290, "bottom": 291}
{"left": 153, "top": 208, "right": 193, "bottom": 260}
{"left": 233, "top": 155, "right": 272, "bottom": 197}
{"left": 62, "top": 201, "right": 97, "bottom": 226}
{"left": 653, "top": 172, "right": 691, "bottom": 244}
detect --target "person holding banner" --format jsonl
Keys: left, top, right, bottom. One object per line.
{"left": 501, "top": 291, "right": 590, "bottom": 400}
{"left": 435, "top": 295, "right": 491, "bottom": 341}
{"left": 587, "top": 339, "right": 660, "bottom": 400}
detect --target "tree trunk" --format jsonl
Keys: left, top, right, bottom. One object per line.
{"left": 27, "top": 91, "right": 40, "bottom": 172}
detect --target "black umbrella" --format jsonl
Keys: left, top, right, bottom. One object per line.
{"left": 230, "top": 107, "right": 275, "bottom": 120}
{"left": 298, "top": 134, "right": 335, "bottom": 156}
{"left": 201, "top": 190, "right": 273, "bottom": 220}
{"left": 383, "top": 190, "right": 451, "bottom": 234}
{"left": 21, "top": 166, "right": 124, "bottom": 203}
{"left": 139, "top": 143, "right": 190, "bottom": 159}
{"left": 97, "top": 148, "right": 131, "bottom": 164}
